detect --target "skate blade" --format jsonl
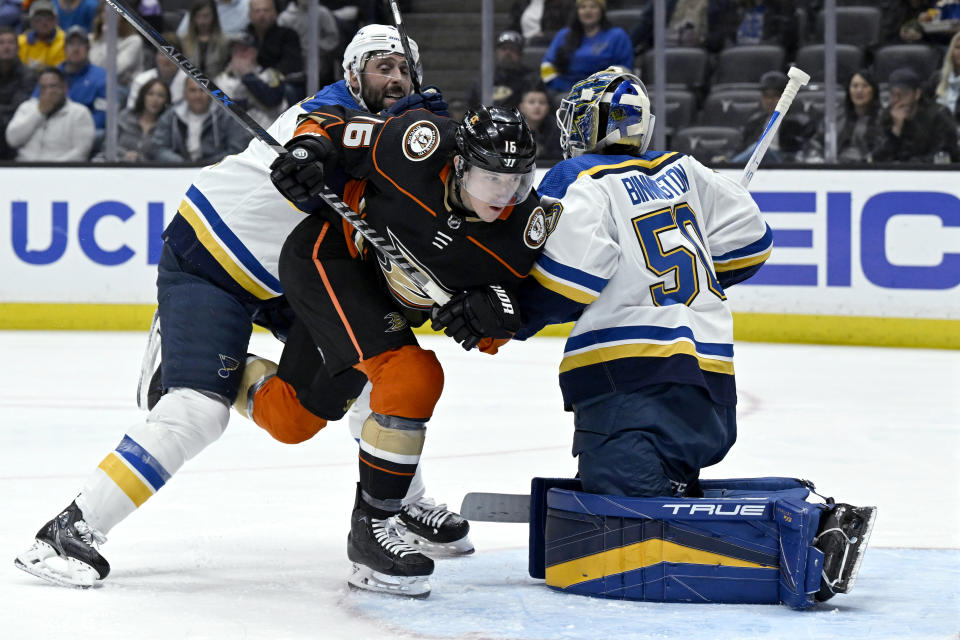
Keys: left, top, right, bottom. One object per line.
{"left": 402, "top": 532, "right": 475, "bottom": 558}
{"left": 14, "top": 541, "right": 101, "bottom": 589}
{"left": 837, "top": 506, "right": 878, "bottom": 594}
{"left": 347, "top": 563, "right": 431, "bottom": 599}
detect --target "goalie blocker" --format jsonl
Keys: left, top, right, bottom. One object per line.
{"left": 524, "top": 477, "right": 875, "bottom": 610}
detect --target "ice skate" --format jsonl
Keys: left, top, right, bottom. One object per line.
{"left": 14, "top": 501, "right": 110, "bottom": 588}
{"left": 397, "top": 496, "right": 474, "bottom": 557}
{"left": 813, "top": 502, "right": 877, "bottom": 601}
{"left": 346, "top": 492, "right": 433, "bottom": 598}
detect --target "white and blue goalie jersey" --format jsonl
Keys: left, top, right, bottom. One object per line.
{"left": 516, "top": 151, "right": 773, "bottom": 410}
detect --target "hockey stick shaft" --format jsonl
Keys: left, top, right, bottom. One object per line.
{"left": 104, "top": 0, "right": 449, "bottom": 305}
{"left": 739, "top": 66, "right": 810, "bottom": 187}
{"left": 388, "top": 0, "right": 422, "bottom": 95}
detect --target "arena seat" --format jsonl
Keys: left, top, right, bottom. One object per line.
{"left": 673, "top": 126, "right": 742, "bottom": 163}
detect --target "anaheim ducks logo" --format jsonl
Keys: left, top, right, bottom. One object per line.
{"left": 524, "top": 207, "right": 548, "bottom": 249}
{"left": 383, "top": 311, "right": 408, "bottom": 333}
{"left": 402, "top": 121, "right": 440, "bottom": 161}
{"left": 376, "top": 228, "right": 451, "bottom": 309}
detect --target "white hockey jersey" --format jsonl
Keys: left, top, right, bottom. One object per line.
{"left": 517, "top": 151, "right": 773, "bottom": 409}
{"left": 162, "top": 81, "right": 360, "bottom": 301}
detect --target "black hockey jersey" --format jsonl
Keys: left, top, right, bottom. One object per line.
{"left": 292, "top": 106, "right": 548, "bottom": 309}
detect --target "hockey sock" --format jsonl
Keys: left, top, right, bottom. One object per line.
{"left": 76, "top": 388, "right": 229, "bottom": 533}
{"left": 357, "top": 413, "right": 425, "bottom": 518}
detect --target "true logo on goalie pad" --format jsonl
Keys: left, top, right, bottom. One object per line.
{"left": 662, "top": 503, "right": 767, "bottom": 517}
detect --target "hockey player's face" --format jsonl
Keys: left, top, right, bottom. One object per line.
{"left": 355, "top": 53, "right": 412, "bottom": 112}
{"left": 459, "top": 160, "right": 534, "bottom": 222}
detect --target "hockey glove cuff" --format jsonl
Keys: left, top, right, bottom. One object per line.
{"left": 430, "top": 285, "right": 521, "bottom": 351}
{"left": 382, "top": 85, "right": 450, "bottom": 117}
{"left": 269, "top": 134, "right": 335, "bottom": 204}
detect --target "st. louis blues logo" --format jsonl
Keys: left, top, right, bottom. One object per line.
{"left": 217, "top": 354, "right": 241, "bottom": 379}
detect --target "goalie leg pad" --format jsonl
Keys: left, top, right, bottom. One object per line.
{"left": 532, "top": 477, "right": 844, "bottom": 609}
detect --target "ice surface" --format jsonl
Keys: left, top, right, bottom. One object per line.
{"left": 1, "top": 331, "right": 957, "bottom": 639}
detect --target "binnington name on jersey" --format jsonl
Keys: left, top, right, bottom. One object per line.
{"left": 621, "top": 163, "right": 691, "bottom": 206}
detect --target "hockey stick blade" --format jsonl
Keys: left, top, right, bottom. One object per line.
{"left": 460, "top": 493, "right": 530, "bottom": 523}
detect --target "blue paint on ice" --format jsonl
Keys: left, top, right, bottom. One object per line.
{"left": 347, "top": 548, "right": 960, "bottom": 640}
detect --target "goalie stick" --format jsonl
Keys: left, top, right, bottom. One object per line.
{"left": 103, "top": 0, "right": 450, "bottom": 306}
{"left": 462, "top": 67, "right": 814, "bottom": 524}
{"left": 739, "top": 66, "right": 810, "bottom": 187}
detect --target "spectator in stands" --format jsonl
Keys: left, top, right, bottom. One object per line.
{"left": 107, "top": 78, "right": 171, "bottom": 162}
{"left": 149, "top": 77, "right": 250, "bottom": 163}
{"left": 467, "top": 30, "right": 539, "bottom": 110}
{"left": 277, "top": 0, "right": 341, "bottom": 88}
{"left": 128, "top": 40, "right": 187, "bottom": 110}
{"left": 807, "top": 70, "right": 884, "bottom": 163}
{"left": 53, "top": 0, "right": 98, "bottom": 32}
{"left": 730, "top": 70, "right": 813, "bottom": 163}
{"left": 510, "top": 0, "right": 575, "bottom": 46}
{"left": 934, "top": 31, "right": 960, "bottom": 120}
{"left": 58, "top": 25, "right": 106, "bottom": 130}
{"left": 874, "top": 66, "right": 959, "bottom": 163}
{"left": 246, "top": 0, "right": 303, "bottom": 102}
{"left": 5, "top": 65, "right": 94, "bottom": 161}
{"left": 0, "top": 0, "right": 22, "bottom": 30}
{"left": 178, "top": 0, "right": 250, "bottom": 38}
{"left": 1, "top": 25, "right": 37, "bottom": 160}
{"left": 88, "top": 4, "right": 143, "bottom": 86}
{"left": 214, "top": 31, "right": 285, "bottom": 128}
{"left": 541, "top": 0, "right": 633, "bottom": 101}
{"left": 518, "top": 83, "right": 563, "bottom": 162}
{"left": 179, "top": 0, "right": 230, "bottom": 79}
{"left": 880, "top": 0, "right": 936, "bottom": 45}
{"left": 709, "top": 0, "right": 798, "bottom": 59}
{"left": 18, "top": 0, "right": 66, "bottom": 71}
{"left": 631, "top": 0, "right": 737, "bottom": 55}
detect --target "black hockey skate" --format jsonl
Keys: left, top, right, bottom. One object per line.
{"left": 347, "top": 488, "right": 434, "bottom": 598}
{"left": 813, "top": 502, "right": 877, "bottom": 602}
{"left": 397, "top": 496, "right": 474, "bottom": 557}
{"left": 14, "top": 501, "right": 110, "bottom": 588}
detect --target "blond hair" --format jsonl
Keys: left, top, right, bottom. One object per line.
{"left": 935, "top": 31, "right": 960, "bottom": 101}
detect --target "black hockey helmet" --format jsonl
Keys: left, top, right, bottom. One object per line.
{"left": 454, "top": 107, "right": 537, "bottom": 208}
{"left": 455, "top": 106, "right": 537, "bottom": 174}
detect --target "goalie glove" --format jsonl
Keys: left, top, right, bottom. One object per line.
{"left": 430, "top": 284, "right": 521, "bottom": 351}
{"left": 269, "top": 134, "right": 335, "bottom": 204}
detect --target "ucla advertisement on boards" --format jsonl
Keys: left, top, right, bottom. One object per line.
{"left": 1, "top": 166, "right": 958, "bottom": 345}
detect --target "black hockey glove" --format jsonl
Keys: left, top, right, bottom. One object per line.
{"left": 269, "top": 135, "right": 335, "bottom": 204}
{"left": 382, "top": 85, "right": 450, "bottom": 117}
{"left": 430, "top": 284, "right": 521, "bottom": 351}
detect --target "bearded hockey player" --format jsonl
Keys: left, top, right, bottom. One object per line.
{"left": 510, "top": 68, "right": 876, "bottom": 608}
{"left": 13, "top": 25, "right": 467, "bottom": 589}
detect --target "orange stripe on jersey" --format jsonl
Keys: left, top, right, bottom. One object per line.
{"left": 358, "top": 454, "right": 416, "bottom": 476}
{"left": 353, "top": 346, "right": 443, "bottom": 420}
{"left": 251, "top": 377, "right": 327, "bottom": 444}
{"left": 465, "top": 235, "right": 528, "bottom": 279}
{"left": 370, "top": 123, "right": 439, "bottom": 217}
{"left": 312, "top": 222, "right": 365, "bottom": 360}
{"left": 340, "top": 179, "right": 367, "bottom": 258}
{"left": 292, "top": 112, "right": 343, "bottom": 139}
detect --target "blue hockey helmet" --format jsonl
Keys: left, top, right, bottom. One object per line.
{"left": 556, "top": 67, "right": 656, "bottom": 159}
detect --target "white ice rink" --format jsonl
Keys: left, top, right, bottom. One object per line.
{"left": 1, "top": 331, "right": 958, "bottom": 639}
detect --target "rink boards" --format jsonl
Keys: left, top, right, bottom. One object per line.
{"left": 1, "top": 165, "right": 957, "bottom": 348}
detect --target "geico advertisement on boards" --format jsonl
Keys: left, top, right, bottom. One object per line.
{"left": 1, "top": 167, "right": 958, "bottom": 319}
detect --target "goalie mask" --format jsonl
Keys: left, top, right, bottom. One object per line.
{"left": 455, "top": 106, "right": 537, "bottom": 209}
{"left": 557, "top": 67, "right": 655, "bottom": 159}
{"left": 342, "top": 25, "right": 422, "bottom": 111}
